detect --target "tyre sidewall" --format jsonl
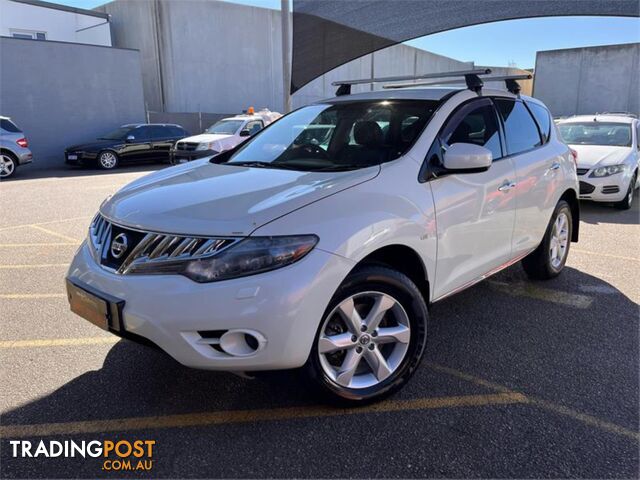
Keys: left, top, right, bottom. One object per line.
{"left": 0, "top": 153, "right": 17, "bottom": 179}
{"left": 307, "top": 266, "right": 428, "bottom": 403}
{"left": 544, "top": 201, "right": 572, "bottom": 275}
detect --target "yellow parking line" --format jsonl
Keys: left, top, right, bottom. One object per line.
{"left": 0, "top": 243, "right": 79, "bottom": 247}
{"left": 427, "top": 362, "right": 640, "bottom": 441}
{"left": 0, "top": 216, "right": 91, "bottom": 232}
{"left": 488, "top": 281, "right": 592, "bottom": 309}
{"left": 0, "top": 263, "right": 68, "bottom": 269}
{"left": 30, "top": 224, "right": 80, "bottom": 243}
{"left": 572, "top": 249, "right": 640, "bottom": 263}
{"left": 0, "top": 293, "right": 66, "bottom": 299}
{"left": 0, "top": 337, "right": 118, "bottom": 349}
{"left": 0, "top": 392, "right": 526, "bottom": 438}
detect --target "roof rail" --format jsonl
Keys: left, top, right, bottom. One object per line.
{"left": 332, "top": 68, "right": 492, "bottom": 96}
{"left": 596, "top": 112, "right": 638, "bottom": 118}
{"left": 383, "top": 73, "right": 532, "bottom": 96}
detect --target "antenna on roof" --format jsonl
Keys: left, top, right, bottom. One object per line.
{"left": 332, "top": 68, "right": 492, "bottom": 96}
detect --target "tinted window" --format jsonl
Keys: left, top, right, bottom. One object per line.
{"left": 527, "top": 102, "right": 551, "bottom": 143}
{"left": 167, "top": 126, "right": 186, "bottom": 137}
{"left": 636, "top": 124, "right": 640, "bottom": 151}
{"left": 441, "top": 101, "right": 502, "bottom": 160}
{"left": 148, "top": 126, "right": 171, "bottom": 139}
{"left": 495, "top": 99, "right": 542, "bottom": 155}
{"left": 1, "top": 119, "right": 21, "bottom": 133}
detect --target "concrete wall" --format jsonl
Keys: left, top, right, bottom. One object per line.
{"left": 0, "top": 37, "right": 145, "bottom": 169}
{"left": 100, "top": 0, "right": 473, "bottom": 114}
{"left": 0, "top": 0, "right": 111, "bottom": 46}
{"left": 533, "top": 43, "right": 640, "bottom": 117}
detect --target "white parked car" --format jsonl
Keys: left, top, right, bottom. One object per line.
{"left": 171, "top": 109, "right": 281, "bottom": 164}
{"left": 557, "top": 114, "right": 639, "bottom": 210}
{"left": 66, "top": 83, "right": 579, "bottom": 403}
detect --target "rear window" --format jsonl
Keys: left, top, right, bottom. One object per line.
{"left": 1, "top": 119, "right": 21, "bottom": 133}
{"left": 494, "top": 99, "right": 542, "bottom": 155}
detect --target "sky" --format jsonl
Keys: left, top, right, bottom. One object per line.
{"left": 55, "top": 0, "right": 639, "bottom": 69}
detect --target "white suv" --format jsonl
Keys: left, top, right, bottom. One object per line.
{"left": 66, "top": 85, "right": 579, "bottom": 403}
{"left": 556, "top": 114, "right": 639, "bottom": 210}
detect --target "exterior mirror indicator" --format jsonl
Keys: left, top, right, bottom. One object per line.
{"left": 443, "top": 143, "right": 492, "bottom": 172}
{"left": 126, "top": 135, "right": 136, "bottom": 142}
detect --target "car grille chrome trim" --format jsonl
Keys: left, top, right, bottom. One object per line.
{"left": 88, "top": 214, "right": 240, "bottom": 275}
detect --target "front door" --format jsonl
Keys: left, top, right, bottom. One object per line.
{"left": 428, "top": 98, "right": 517, "bottom": 300}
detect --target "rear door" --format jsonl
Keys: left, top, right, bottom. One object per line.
{"left": 429, "top": 98, "right": 517, "bottom": 300}
{"left": 494, "top": 98, "right": 559, "bottom": 257}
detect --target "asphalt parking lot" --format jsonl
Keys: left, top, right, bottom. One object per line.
{"left": 0, "top": 166, "right": 638, "bottom": 478}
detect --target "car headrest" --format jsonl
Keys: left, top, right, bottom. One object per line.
{"left": 353, "top": 121, "right": 383, "bottom": 147}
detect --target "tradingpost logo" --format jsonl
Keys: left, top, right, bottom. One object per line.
{"left": 9, "top": 439, "right": 156, "bottom": 472}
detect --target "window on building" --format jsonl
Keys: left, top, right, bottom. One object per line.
{"left": 10, "top": 30, "right": 47, "bottom": 40}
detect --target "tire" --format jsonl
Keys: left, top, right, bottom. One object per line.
{"left": 613, "top": 172, "right": 636, "bottom": 210}
{"left": 97, "top": 151, "right": 119, "bottom": 170}
{"left": 305, "top": 265, "right": 428, "bottom": 404}
{"left": 0, "top": 151, "right": 17, "bottom": 179}
{"left": 522, "top": 200, "right": 572, "bottom": 280}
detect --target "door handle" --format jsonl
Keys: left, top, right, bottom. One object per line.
{"left": 498, "top": 181, "right": 517, "bottom": 192}
{"left": 548, "top": 162, "right": 561, "bottom": 171}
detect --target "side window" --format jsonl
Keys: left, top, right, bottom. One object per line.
{"left": 168, "top": 126, "right": 186, "bottom": 137}
{"left": 131, "top": 126, "right": 151, "bottom": 140}
{"left": 636, "top": 124, "right": 640, "bottom": 151}
{"left": 0, "top": 119, "right": 21, "bottom": 133}
{"left": 494, "top": 99, "right": 542, "bottom": 155}
{"left": 245, "top": 121, "right": 263, "bottom": 136}
{"left": 527, "top": 102, "right": 552, "bottom": 144}
{"left": 440, "top": 101, "right": 502, "bottom": 161}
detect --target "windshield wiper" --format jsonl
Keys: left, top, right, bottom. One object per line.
{"left": 226, "top": 161, "right": 278, "bottom": 169}
{"left": 314, "top": 164, "right": 368, "bottom": 172}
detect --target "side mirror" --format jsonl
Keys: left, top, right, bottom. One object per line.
{"left": 443, "top": 143, "right": 492, "bottom": 172}
{"left": 239, "top": 129, "right": 251, "bottom": 137}
{"left": 125, "top": 135, "right": 135, "bottom": 142}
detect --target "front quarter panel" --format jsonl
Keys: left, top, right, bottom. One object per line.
{"left": 253, "top": 158, "right": 437, "bottom": 300}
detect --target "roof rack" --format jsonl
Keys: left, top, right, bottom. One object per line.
{"left": 596, "top": 112, "right": 638, "bottom": 118}
{"left": 383, "top": 74, "right": 533, "bottom": 96}
{"left": 332, "top": 69, "right": 492, "bottom": 96}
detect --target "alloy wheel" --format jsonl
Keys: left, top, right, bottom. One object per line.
{"left": 549, "top": 212, "right": 569, "bottom": 269}
{"left": 0, "top": 155, "right": 16, "bottom": 178}
{"left": 318, "top": 291, "right": 411, "bottom": 389}
{"left": 99, "top": 152, "right": 117, "bottom": 169}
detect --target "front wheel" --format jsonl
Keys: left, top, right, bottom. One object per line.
{"left": 522, "top": 200, "right": 572, "bottom": 280}
{"left": 97, "top": 151, "right": 119, "bottom": 170}
{"left": 305, "top": 265, "right": 428, "bottom": 404}
{"left": 613, "top": 172, "right": 636, "bottom": 210}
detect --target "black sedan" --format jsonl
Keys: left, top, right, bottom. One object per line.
{"left": 65, "top": 124, "right": 188, "bottom": 170}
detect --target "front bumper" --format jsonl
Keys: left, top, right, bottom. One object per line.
{"left": 170, "top": 149, "right": 217, "bottom": 164}
{"left": 65, "top": 151, "right": 97, "bottom": 166}
{"left": 66, "top": 241, "right": 352, "bottom": 371}
{"left": 578, "top": 173, "right": 631, "bottom": 202}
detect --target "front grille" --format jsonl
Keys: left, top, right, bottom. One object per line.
{"left": 579, "top": 181, "right": 595, "bottom": 195}
{"left": 602, "top": 185, "right": 620, "bottom": 194}
{"left": 89, "top": 214, "right": 239, "bottom": 274}
{"left": 176, "top": 142, "right": 200, "bottom": 151}
{"left": 576, "top": 168, "right": 589, "bottom": 176}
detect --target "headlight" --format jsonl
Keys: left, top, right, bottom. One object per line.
{"left": 196, "top": 142, "right": 217, "bottom": 151}
{"left": 590, "top": 164, "right": 626, "bottom": 177}
{"left": 129, "top": 235, "right": 318, "bottom": 283}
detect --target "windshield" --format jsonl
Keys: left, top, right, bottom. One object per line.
{"left": 558, "top": 122, "right": 632, "bottom": 147}
{"left": 99, "top": 127, "right": 134, "bottom": 140}
{"left": 206, "top": 120, "right": 244, "bottom": 135}
{"left": 222, "top": 100, "right": 438, "bottom": 171}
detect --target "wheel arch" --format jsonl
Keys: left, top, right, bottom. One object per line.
{"left": 559, "top": 188, "right": 579, "bottom": 242}
{"left": 0, "top": 148, "right": 18, "bottom": 161}
{"left": 354, "top": 244, "right": 430, "bottom": 304}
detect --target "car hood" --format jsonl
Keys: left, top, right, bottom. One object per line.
{"left": 569, "top": 145, "right": 632, "bottom": 169}
{"left": 67, "top": 140, "right": 118, "bottom": 151}
{"left": 100, "top": 159, "right": 379, "bottom": 236}
{"left": 180, "top": 133, "right": 233, "bottom": 144}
